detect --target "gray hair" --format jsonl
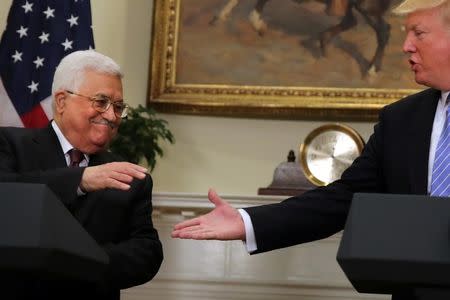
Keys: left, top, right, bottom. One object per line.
{"left": 393, "top": 0, "right": 450, "bottom": 15}
{"left": 51, "top": 50, "right": 123, "bottom": 97}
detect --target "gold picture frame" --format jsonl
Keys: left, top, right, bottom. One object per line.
{"left": 148, "top": 0, "right": 420, "bottom": 120}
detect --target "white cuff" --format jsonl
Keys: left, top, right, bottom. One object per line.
{"left": 77, "top": 186, "right": 86, "bottom": 196}
{"left": 238, "top": 208, "right": 258, "bottom": 253}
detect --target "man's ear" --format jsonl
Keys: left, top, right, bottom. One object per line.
{"left": 54, "top": 90, "right": 66, "bottom": 113}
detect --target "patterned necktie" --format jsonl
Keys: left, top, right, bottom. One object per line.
{"left": 68, "top": 149, "right": 84, "bottom": 167}
{"left": 431, "top": 103, "right": 450, "bottom": 196}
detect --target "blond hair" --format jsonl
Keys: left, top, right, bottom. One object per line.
{"left": 393, "top": 0, "right": 449, "bottom": 15}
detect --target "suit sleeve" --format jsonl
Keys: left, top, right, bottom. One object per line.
{"left": 101, "top": 175, "right": 163, "bottom": 289}
{"left": 0, "top": 128, "right": 83, "bottom": 208}
{"left": 245, "top": 107, "right": 387, "bottom": 254}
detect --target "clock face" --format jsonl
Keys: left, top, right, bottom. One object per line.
{"left": 300, "top": 124, "right": 364, "bottom": 186}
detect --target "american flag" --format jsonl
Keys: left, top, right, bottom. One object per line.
{"left": 0, "top": 0, "right": 94, "bottom": 128}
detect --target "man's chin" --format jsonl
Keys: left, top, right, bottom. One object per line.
{"left": 414, "top": 76, "right": 436, "bottom": 89}
{"left": 89, "top": 136, "right": 113, "bottom": 152}
{"left": 414, "top": 75, "right": 425, "bottom": 86}
{"left": 94, "top": 139, "right": 109, "bottom": 149}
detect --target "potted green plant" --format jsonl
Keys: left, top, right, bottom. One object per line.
{"left": 109, "top": 105, "right": 174, "bottom": 170}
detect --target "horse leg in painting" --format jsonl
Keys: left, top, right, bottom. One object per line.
{"left": 353, "top": 1, "right": 391, "bottom": 74}
{"left": 209, "top": 0, "right": 240, "bottom": 25}
{"left": 248, "top": 0, "right": 270, "bottom": 36}
{"left": 209, "top": 0, "right": 268, "bottom": 35}
{"left": 319, "top": 3, "right": 357, "bottom": 57}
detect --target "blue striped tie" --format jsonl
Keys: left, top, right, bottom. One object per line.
{"left": 431, "top": 103, "right": 450, "bottom": 196}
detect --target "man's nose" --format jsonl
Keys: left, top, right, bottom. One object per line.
{"left": 402, "top": 35, "right": 415, "bottom": 53}
{"left": 101, "top": 104, "right": 118, "bottom": 121}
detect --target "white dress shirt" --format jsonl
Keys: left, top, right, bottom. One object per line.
{"left": 51, "top": 121, "right": 89, "bottom": 195}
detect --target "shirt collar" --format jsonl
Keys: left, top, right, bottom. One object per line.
{"left": 441, "top": 91, "right": 450, "bottom": 105}
{"left": 51, "top": 120, "right": 73, "bottom": 155}
{"left": 51, "top": 120, "right": 89, "bottom": 163}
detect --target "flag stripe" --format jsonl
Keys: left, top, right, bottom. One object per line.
{"left": 20, "top": 104, "right": 48, "bottom": 128}
{"left": 40, "top": 96, "right": 53, "bottom": 120}
{"left": 0, "top": 77, "right": 23, "bottom": 127}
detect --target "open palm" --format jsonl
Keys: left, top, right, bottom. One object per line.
{"left": 171, "top": 189, "right": 245, "bottom": 240}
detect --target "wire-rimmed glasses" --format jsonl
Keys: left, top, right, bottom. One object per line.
{"left": 66, "top": 90, "right": 129, "bottom": 118}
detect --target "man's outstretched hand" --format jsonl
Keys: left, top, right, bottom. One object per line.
{"left": 171, "top": 189, "right": 246, "bottom": 241}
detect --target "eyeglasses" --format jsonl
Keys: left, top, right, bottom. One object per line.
{"left": 65, "top": 90, "right": 129, "bottom": 118}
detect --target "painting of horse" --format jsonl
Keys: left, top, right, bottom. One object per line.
{"left": 210, "top": 0, "right": 392, "bottom": 76}
{"left": 174, "top": 0, "right": 420, "bottom": 91}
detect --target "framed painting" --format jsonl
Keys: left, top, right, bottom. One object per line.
{"left": 148, "top": 0, "right": 421, "bottom": 120}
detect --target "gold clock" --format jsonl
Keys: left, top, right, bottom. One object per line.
{"left": 299, "top": 124, "right": 365, "bottom": 186}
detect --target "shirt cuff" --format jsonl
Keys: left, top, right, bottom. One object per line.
{"left": 238, "top": 208, "right": 258, "bottom": 253}
{"left": 77, "top": 187, "right": 86, "bottom": 196}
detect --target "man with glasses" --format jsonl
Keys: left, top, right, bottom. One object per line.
{"left": 0, "top": 50, "right": 163, "bottom": 300}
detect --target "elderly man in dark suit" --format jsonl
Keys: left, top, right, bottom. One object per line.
{"left": 0, "top": 50, "right": 163, "bottom": 300}
{"left": 172, "top": 1, "right": 450, "bottom": 299}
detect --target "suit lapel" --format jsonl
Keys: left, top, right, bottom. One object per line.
{"left": 74, "top": 151, "right": 111, "bottom": 225}
{"left": 408, "top": 89, "right": 440, "bottom": 194}
{"left": 32, "top": 124, "right": 67, "bottom": 169}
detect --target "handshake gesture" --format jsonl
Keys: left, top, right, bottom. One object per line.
{"left": 171, "top": 189, "right": 246, "bottom": 241}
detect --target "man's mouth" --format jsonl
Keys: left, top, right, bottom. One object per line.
{"left": 408, "top": 59, "right": 418, "bottom": 71}
{"left": 90, "top": 119, "right": 117, "bottom": 129}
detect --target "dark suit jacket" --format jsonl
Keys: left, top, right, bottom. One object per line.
{"left": 244, "top": 88, "right": 441, "bottom": 300}
{"left": 0, "top": 124, "right": 163, "bottom": 300}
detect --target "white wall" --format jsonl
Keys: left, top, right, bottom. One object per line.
{"left": 0, "top": 0, "right": 376, "bottom": 196}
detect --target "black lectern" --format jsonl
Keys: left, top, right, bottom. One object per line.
{"left": 337, "top": 193, "right": 450, "bottom": 299}
{"left": 0, "top": 182, "right": 108, "bottom": 282}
